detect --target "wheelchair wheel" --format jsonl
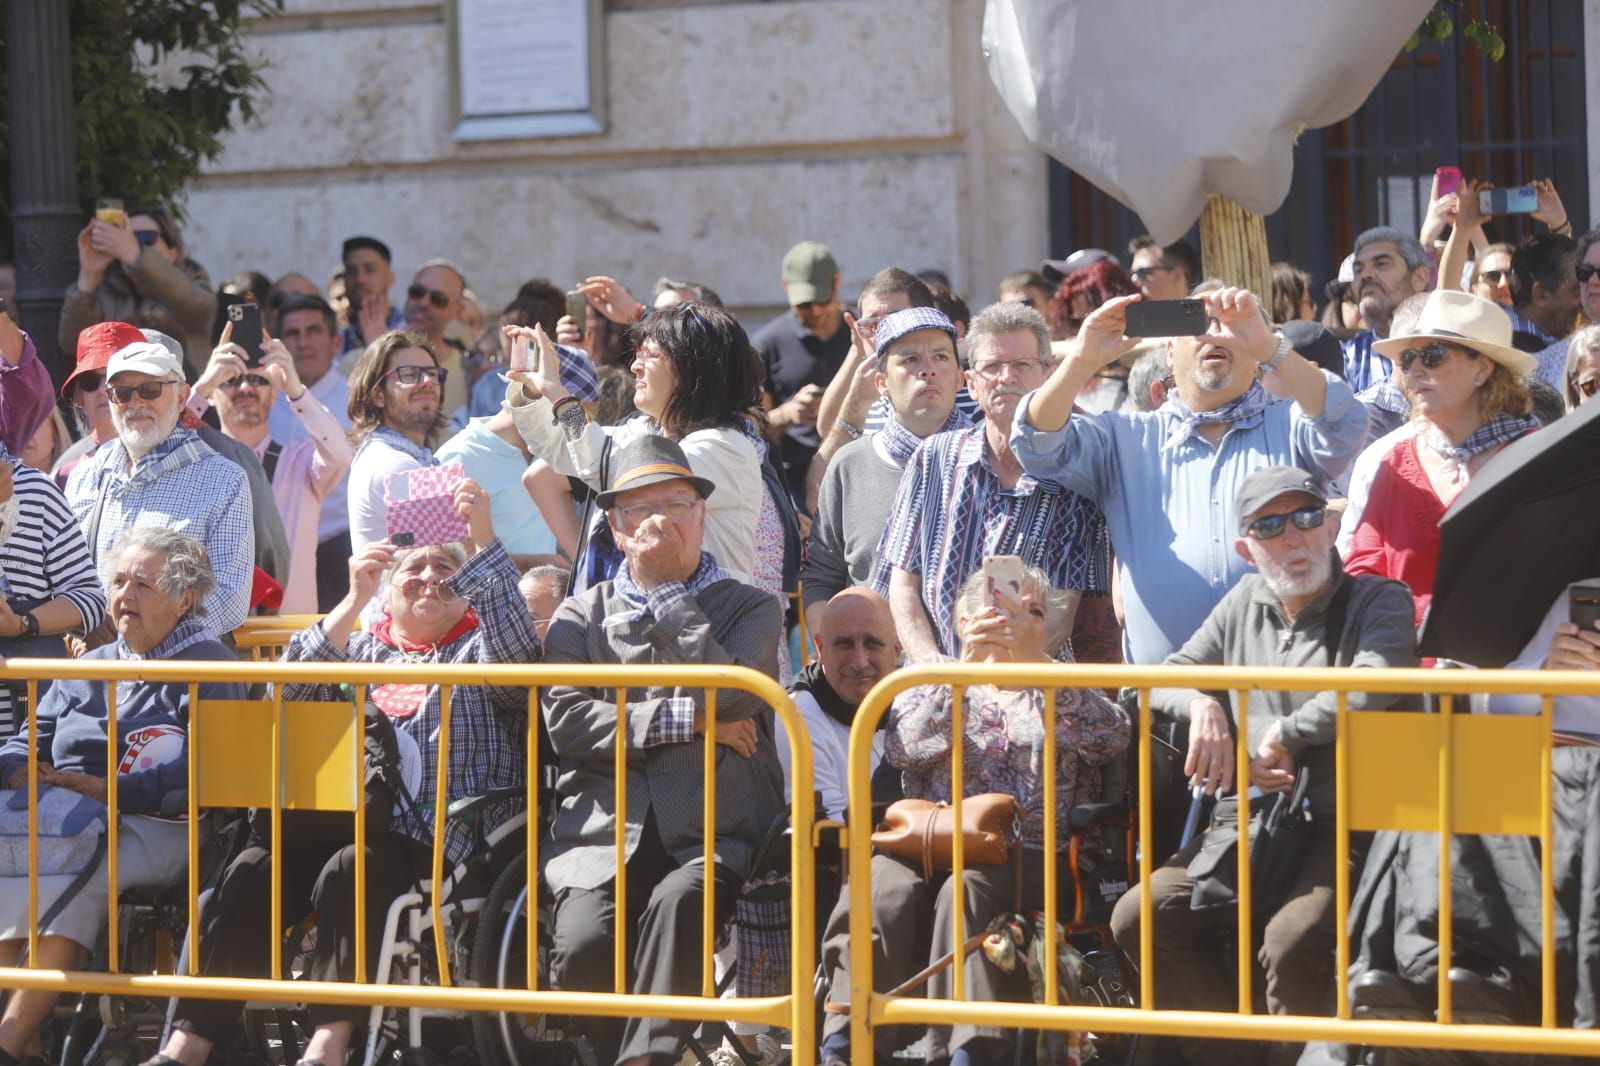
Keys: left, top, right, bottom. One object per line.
{"left": 468, "top": 849, "right": 561, "bottom": 1066}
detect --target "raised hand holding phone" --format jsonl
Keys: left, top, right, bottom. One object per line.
{"left": 501, "top": 322, "right": 569, "bottom": 403}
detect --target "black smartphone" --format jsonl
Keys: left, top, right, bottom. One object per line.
{"left": 391, "top": 531, "right": 416, "bottom": 547}
{"left": 1570, "top": 584, "right": 1600, "bottom": 630}
{"left": 565, "top": 291, "right": 587, "bottom": 342}
{"left": 228, "top": 301, "right": 264, "bottom": 366}
{"left": 1124, "top": 299, "right": 1208, "bottom": 338}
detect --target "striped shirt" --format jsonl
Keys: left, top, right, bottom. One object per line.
{"left": 871, "top": 424, "right": 1109, "bottom": 657}
{"left": 0, "top": 463, "right": 109, "bottom": 736}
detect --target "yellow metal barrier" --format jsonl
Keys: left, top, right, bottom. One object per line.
{"left": 845, "top": 663, "right": 1600, "bottom": 1060}
{"left": 0, "top": 657, "right": 815, "bottom": 1066}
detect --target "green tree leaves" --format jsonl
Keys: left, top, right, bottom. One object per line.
{"left": 1404, "top": 4, "right": 1505, "bottom": 62}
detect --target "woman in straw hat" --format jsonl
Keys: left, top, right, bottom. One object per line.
{"left": 1344, "top": 289, "right": 1541, "bottom": 625}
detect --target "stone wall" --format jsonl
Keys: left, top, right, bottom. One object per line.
{"left": 180, "top": 0, "right": 1050, "bottom": 322}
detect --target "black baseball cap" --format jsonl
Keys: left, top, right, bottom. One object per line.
{"left": 1236, "top": 466, "right": 1327, "bottom": 533}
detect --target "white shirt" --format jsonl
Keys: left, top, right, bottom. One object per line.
{"left": 1484, "top": 579, "right": 1600, "bottom": 734}
{"left": 774, "top": 688, "right": 883, "bottom": 822}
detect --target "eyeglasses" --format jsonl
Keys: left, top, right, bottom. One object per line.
{"left": 1576, "top": 377, "right": 1600, "bottom": 399}
{"left": 615, "top": 496, "right": 700, "bottom": 527}
{"left": 105, "top": 379, "right": 180, "bottom": 404}
{"left": 1246, "top": 506, "right": 1327, "bottom": 541}
{"left": 1577, "top": 264, "right": 1600, "bottom": 284}
{"left": 133, "top": 230, "right": 160, "bottom": 248}
{"left": 855, "top": 315, "right": 884, "bottom": 339}
{"left": 1397, "top": 342, "right": 1473, "bottom": 374}
{"left": 407, "top": 283, "right": 451, "bottom": 310}
{"left": 384, "top": 364, "right": 447, "bottom": 387}
{"left": 1478, "top": 269, "right": 1508, "bottom": 286}
{"left": 73, "top": 372, "right": 104, "bottom": 394}
{"left": 222, "top": 373, "right": 271, "bottom": 391}
{"left": 397, "top": 577, "right": 459, "bottom": 603}
{"left": 971, "top": 358, "right": 1042, "bottom": 379}
{"left": 1130, "top": 264, "right": 1171, "bottom": 283}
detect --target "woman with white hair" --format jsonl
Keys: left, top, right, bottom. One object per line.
{"left": 1564, "top": 323, "right": 1600, "bottom": 413}
{"left": 0, "top": 529, "right": 241, "bottom": 1066}
{"left": 817, "top": 564, "right": 1129, "bottom": 1066}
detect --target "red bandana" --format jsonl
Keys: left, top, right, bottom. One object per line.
{"left": 366, "top": 609, "right": 479, "bottom": 719}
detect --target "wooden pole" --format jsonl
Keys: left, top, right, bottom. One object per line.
{"left": 1199, "top": 195, "right": 1272, "bottom": 309}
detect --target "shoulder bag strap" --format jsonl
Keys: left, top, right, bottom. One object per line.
{"left": 1323, "top": 574, "right": 1355, "bottom": 668}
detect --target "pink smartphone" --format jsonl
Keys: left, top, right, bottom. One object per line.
{"left": 385, "top": 462, "right": 469, "bottom": 548}
{"left": 1435, "top": 166, "right": 1463, "bottom": 198}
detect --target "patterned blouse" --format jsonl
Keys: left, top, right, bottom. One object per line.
{"left": 885, "top": 676, "right": 1129, "bottom": 851}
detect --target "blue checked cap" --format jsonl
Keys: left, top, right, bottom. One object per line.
{"left": 873, "top": 306, "right": 957, "bottom": 357}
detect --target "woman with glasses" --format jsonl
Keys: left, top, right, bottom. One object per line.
{"left": 144, "top": 481, "right": 542, "bottom": 1066}
{"left": 1576, "top": 227, "right": 1600, "bottom": 328}
{"left": 1343, "top": 290, "right": 1541, "bottom": 624}
{"left": 1564, "top": 324, "right": 1600, "bottom": 413}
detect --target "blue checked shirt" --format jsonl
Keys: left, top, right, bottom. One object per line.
{"left": 66, "top": 428, "right": 255, "bottom": 633}
{"left": 871, "top": 424, "right": 1109, "bottom": 658}
{"left": 1341, "top": 329, "right": 1390, "bottom": 393}
{"left": 613, "top": 551, "right": 734, "bottom": 746}
{"left": 281, "top": 539, "right": 542, "bottom": 864}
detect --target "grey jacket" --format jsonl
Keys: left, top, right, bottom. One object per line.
{"left": 801, "top": 433, "right": 907, "bottom": 612}
{"left": 1151, "top": 570, "right": 1418, "bottom": 817}
{"left": 540, "top": 577, "right": 785, "bottom": 893}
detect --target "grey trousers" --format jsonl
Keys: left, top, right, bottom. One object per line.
{"left": 820, "top": 849, "right": 1045, "bottom": 1060}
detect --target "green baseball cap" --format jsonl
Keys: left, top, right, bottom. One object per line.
{"left": 781, "top": 241, "right": 839, "bottom": 306}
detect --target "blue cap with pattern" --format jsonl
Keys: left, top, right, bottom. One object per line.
{"left": 872, "top": 306, "right": 957, "bottom": 358}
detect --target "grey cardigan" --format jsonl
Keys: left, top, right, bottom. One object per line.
{"left": 540, "top": 577, "right": 786, "bottom": 893}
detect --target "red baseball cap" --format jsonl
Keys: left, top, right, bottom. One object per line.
{"left": 63, "top": 321, "right": 147, "bottom": 399}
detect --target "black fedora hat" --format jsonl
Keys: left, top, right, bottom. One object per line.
{"left": 595, "top": 435, "right": 716, "bottom": 509}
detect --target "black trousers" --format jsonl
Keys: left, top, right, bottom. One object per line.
{"left": 315, "top": 531, "right": 352, "bottom": 613}
{"left": 172, "top": 818, "right": 429, "bottom": 1042}
{"left": 547, "top": 822, "right": 741, "bottom": 1066}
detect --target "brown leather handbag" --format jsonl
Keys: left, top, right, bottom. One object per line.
{"left": 870, "top": 793, "right": 1023, "bottom": 883}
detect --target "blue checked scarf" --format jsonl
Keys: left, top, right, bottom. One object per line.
{"left": 1163, "top": 380, "right": 1269, "bottom": 450}
{"left": 879, "top": 404, "right": 967, "bottom": 466}
{"left": 1422, "top": 412, "right": 1539, "bottom": 464}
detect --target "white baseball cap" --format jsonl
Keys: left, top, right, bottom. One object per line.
{"left": 105, "top": 341, "right": 185, "bottom": 382}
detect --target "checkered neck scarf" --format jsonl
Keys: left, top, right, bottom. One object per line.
{"left": 879, "top": 404, "right": 966, "bottom": 466}
{"left": 1421, "top": 412, "right": 1539, "bottom": 464}
{"left": 1164, "top": 380, "right": 1269, "bottom": 449}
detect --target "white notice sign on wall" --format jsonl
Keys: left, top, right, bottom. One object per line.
{"left": 456, "top": 0, "right": 594, "bottom": 128}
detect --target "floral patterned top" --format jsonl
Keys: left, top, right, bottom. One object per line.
{"left": 885, "top": 676, "right": 1130, "bottom": 851}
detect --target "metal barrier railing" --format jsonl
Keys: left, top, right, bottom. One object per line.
{"left": 0, "top": 657, "right": 815, "bottom": 1066}
{"left": 844, "top": 662, "right": 1600, "bottom": 1060}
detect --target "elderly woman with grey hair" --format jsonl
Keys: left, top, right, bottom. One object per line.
{"left": 151, "top": 477, "right": 542, "bottom": 1066}
{"left": 817, "top": 563, "right": 1130, "bottom": 1066}
{"left": 0, "top": 529, "right": 241, "bottom": 1066}
{"left": 1565, "top": 323, "right": 1600, "bottom": 412}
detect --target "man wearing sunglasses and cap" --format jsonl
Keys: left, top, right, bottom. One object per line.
{"left": 65, "top": 340, "right": 254, "bottom": 633}
{"left": 540, "top": 433, "right": 784, "bottom": 1066}
{"left": 1109, "top": 465, "right": 1416, "bottom": 1051}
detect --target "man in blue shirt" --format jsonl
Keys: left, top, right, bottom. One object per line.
{"left": 1340, "top": 228, "right": 1430, "bottom": 393}
{"left": 1010, "top": 283, "right": 1367, "bottom": 665}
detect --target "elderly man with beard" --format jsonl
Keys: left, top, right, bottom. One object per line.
{"left": 1108, "top": 467, "right": 1416, "bottom": 1061}
{"left": 1012, "top": 283, "right": 1368, "bottom": 666}
{"left": 189, "top": 323, "right": 352, "bottom": 614}
{"left": 66, "top": 341, "right": 254, "bottom": 632}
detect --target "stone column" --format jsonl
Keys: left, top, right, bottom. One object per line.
{"left": 6, "top": 0, "right": 79, "bottom": 379}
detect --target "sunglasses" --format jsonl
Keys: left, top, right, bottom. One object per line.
{"left": 222, "top": 373, "right": 271, "bottom": 391}
{"left": 1477, "top": 269, "right": 1507, "bottom": 286}
{"left": 1130, "top": 264, "right": 1171, "bottom": 283}
{"left": 1246, "top": 505, "right": 1327, "bottom": 541}
{"left": 1397, "top": 342, "right": 1473, "bottom": 374}
{"left": 73, "top": 372, "right": 105, "bottom": 394}
{"left": 407, "top": 283, "right": 451, "bottom": 310}
{"left": 385, "top": 364, "right": 446, "bottom": 387}
{"left": 1577, "top": 264, "right": 1600, "bottom": 284}
{"left": 1576, "top": 377, "right": 1600, "bottom": 399}
{"left": 133, "top": 229, "right": 160, "bottom": 248}
{"left": 105, "top": 379, "right": 180, "bottom": 404}
{"left": 397, "top": 577, "right": 459, "bottom": 603}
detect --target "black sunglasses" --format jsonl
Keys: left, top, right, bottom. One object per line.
{"left": 1398, "top": 341, "right": 1474, "bottom": 374}
{"left": 1478, "top": 269, "right": 1507, "bottom": 285}
{"left": 1577, "top": 264, "right": 1600, "bottom": 284}
{"left": 1247, "top": 506, "right": 1327, "bottom": 541}
{"left": 407, "top": 283, "right": 451, "bottom": 310}
{"left": 106, "top": 379, "right": 179, "bottom": 404}
{"left": 1576, "top": 377, "right": 1600, "bottom": 399}
{"left": 133, "top": 230, "right": 160, "bottom": 248}
{"left": 73, "top": 371, "right": 105, "bottom": 394}
{"left": 222, "top": 373, "right": 272, "bottom": 390}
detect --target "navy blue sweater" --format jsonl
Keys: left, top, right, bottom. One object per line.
{"left": 0, "top": 617, "right": 244, "bottom": 816}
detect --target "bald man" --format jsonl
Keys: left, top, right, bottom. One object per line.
{"left": 776, "top": 587, "right": 901, "bottom": 820}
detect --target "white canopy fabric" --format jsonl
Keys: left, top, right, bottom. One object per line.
{"left": 982, "top": 0, "right": 1435, "bottom": 243}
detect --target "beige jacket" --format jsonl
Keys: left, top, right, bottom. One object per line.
{"left": 58, "top": 250, "right": 217, "bottom": 372}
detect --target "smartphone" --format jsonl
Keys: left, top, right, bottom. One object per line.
{"left": 1434, "top": 166, "right": 1463, "bottom": 198}
{"left": 95, "top": 197, "right": 127, "bottom": 228}
{"left": 227, "top": 302, "right": 264, "bottom": 366}
{"left": 981, "top": 555, "right": 1026, "bottom": 613}
{"left": 1479, "top": 186, "right": 1539, "bottom": 215}
{"left": 1571, "top": 584, "right": 1600, "bottom": 630}
{"left": 565, "top": 291, "right": 587, "bottom": 342}
{"left": 1124, "top": 299, "right": 1208, "bottom": 338}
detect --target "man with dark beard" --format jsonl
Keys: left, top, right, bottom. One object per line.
{"left": 1107, "top": 466, "right": 1416, "bottom": 1062}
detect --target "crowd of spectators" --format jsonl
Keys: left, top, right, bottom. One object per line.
{"left": 0, "top": 171, "right": 1595, "bottom": 1066}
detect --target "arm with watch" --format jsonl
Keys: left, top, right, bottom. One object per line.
{"left": 500, "top": 324, "right": 609, "bottom": 490}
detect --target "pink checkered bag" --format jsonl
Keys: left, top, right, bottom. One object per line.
{"left": 384, "top": 462, "right": 470, "bottom": 548}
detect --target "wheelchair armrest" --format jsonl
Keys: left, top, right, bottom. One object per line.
{"left": 1067, "top": 801, "right": 1128, "bottom": 833}
{"left": 813, "top": 819, "right": 847, "bottom": 849}
{"left": 445, "top": 786, "right": 525, "bottom": 823}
